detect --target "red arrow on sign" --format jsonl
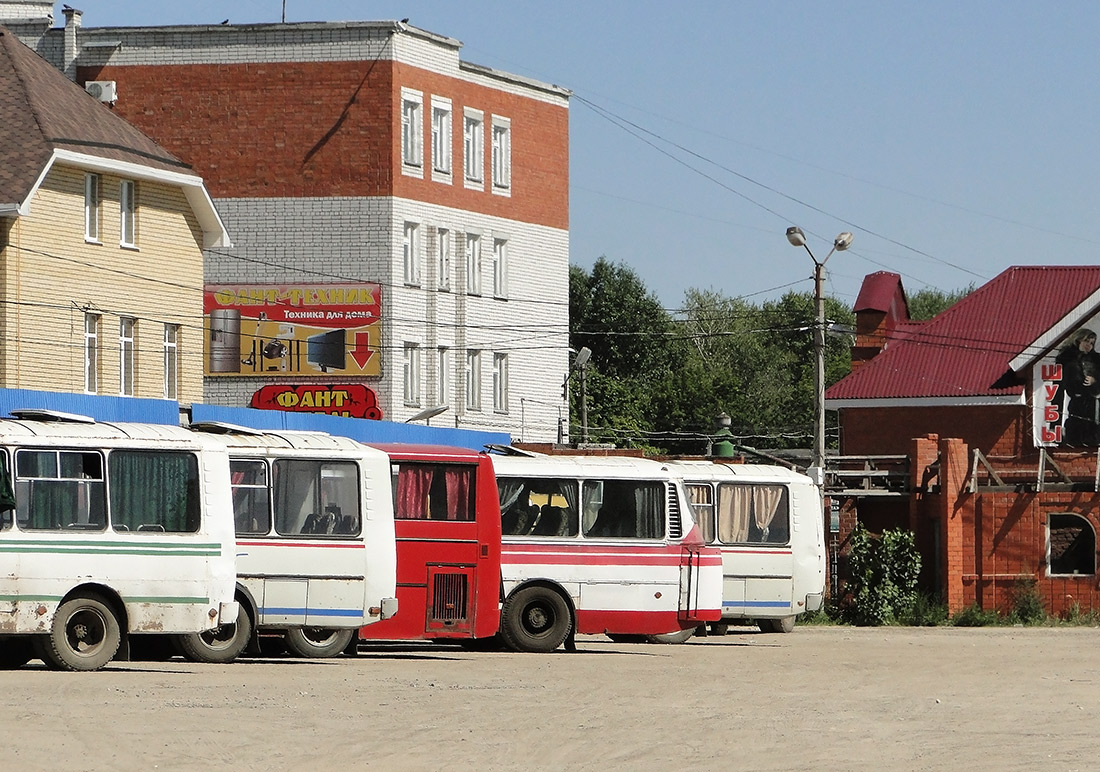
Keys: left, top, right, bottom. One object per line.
{"left": 349, "top": 332, "right": 375, "bottom": 369}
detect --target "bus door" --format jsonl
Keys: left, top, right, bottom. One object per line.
{"left": 717, "top": 482, "right": 794, "bottom": 617}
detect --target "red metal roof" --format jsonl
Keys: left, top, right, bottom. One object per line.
{"left": 854, "top": 271, "right": 908, "bottom": 315}
{"left": 827, "top": 266, "right": 1100, "bottom": 401}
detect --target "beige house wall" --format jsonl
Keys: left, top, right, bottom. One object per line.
{"left": 0, "top": 163, "right": 205, "bottom": 404}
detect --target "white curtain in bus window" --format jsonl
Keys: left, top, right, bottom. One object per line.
{"left": 583, "top": 479, "right": 664, "bottom": 539}
{"left": 395, "top": 463, "right": 476, "bottom": 521}
{"left": 109, "top": 451, "right": 199, "bottom": 533}
{"left": 717, "top": 484, "right": 789, "bottom": 544}
{"left": 497, "top": 476, "right": 578, "bottom": 536}
{"left": 275, "top": 459, "right": 359, "bottom": 536}
{"left": 15, "top": 449, "right": 106, "bottom": 531}
{"left": 687, "top": 483, "right": 715, "bottom": 543}
{"left": 230, "top": 459, "right": 270, "bottom": 535}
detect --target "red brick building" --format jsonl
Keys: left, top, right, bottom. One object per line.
{"left": 827, "top": 266, "right": 1100, "bottom": 616}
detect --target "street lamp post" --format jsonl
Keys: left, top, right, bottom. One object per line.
{"left": 785, "top": 226, "right": 853, "bottom": 481}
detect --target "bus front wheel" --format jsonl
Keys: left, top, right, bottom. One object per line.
{"left": 177, "top": 604, "right": 251, "bottom": 664}
{"left": 757, "top": 616, "right": 796, "bottom": 633}
{"left": 284, "top": 627, "right": 355, "bottom": 658}
{"left": 500, "top": 586, "right": 571, "bottom": 653}
{"left": 38, "top": 594, "right": 121, "bottom": 671}
{"left": 646, "top": 627, "right": 697, "bottom": 644}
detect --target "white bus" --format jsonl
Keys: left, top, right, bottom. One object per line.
{"left": 668, "top": 460, "right": 826, "bottom": 633}
{"left": 492, "top": 452, "right": 723, "bottom": 651}
{"left": 177, "top": 424, "right": 398, "bottom": 661}
{"left": 0, "top": 412, "right": 238, "bottom": 671}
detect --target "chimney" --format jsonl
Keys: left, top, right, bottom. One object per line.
{"left": 63, "top": 5, "right": 82, "bottom": 81}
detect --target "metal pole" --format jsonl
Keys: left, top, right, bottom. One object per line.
{"left": 813, "top": 260, "right": 826, "bottom": 472}
{"left": 579, "top": 363, "right": 589, "bottom": 444}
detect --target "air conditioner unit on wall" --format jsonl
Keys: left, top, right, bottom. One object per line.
{"left": 85, "top": 80, "right": 117, "bottom": 103}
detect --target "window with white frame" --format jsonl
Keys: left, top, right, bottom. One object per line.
{"left": 119, "top": 317, "right": 135, "bottom": 396}
{"left": 431, "top": 97, "right": 452, "bottom": 175}
{"left": 163, "top": 324, "right": 179, "bottom": 400}
{"left": 465, "top": 233, "right": 481, "bottom": 295}
{"left": 492, "top": 238, "right": 508, "bottom": 297}
{"left": 119, "top": 180, "right": 137, "bottom": 247}
{"left": 437, "top": 346, "right": 450, "bottom": 404}
{"left": 403, "top": 343, "right": 422, "bottom": 407}
{"left": 403, "top": 222, "right": 421, "bottom": 286}
{"left": 436, "top": 228, "right": 451, "bottom": 290}
{"left": 493, "top": 352, "right": 509, "bottom": 413}
{"left": 492, "top": 117, "right": 511, "bottom": 192}
{"left": 466, "top": 349, "right": 482, "bottom": 411}
{"left": 84, "top": 173, "right": 100, "bottom": 242}
{"left": 84, "top": 312, "right": 99, "bottom": 394}
{"left": 401, "top": 90, "right": 423, "bottom": 169}
{"left": 464, "top": 109, "right": 484, "bottom": 185}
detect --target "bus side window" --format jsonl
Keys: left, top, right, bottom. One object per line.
{"left": 0, "top": 451, "right": 12, "bottom": 531}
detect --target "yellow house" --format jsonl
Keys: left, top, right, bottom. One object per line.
{"left": 0, "top": 27, "right": 228, "bottom": 405}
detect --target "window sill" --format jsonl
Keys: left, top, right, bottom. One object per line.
{"left": 120, "top": 243, "right": 140, "bottom": 251}
{"left": 84, "top": 237, "right": 102, "bottom": 245}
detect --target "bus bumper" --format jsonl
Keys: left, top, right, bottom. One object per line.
{"left": 805, "top": 593, "right": 824, "bottom": 612}
{"left": 218, "top": 600, "right": 240, "bottom": 626}
{"left": 380, "top": 597, "right": 398, "bottom": 620}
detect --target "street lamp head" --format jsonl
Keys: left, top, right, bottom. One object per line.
{"left": 833, "top": 232, "right": 854, "bottom": 251}
{"left": 785, "top": 226, "right": 806, "bottom": 248}
{"left": 574, "top": 346, "right": 592, "bottom": 368}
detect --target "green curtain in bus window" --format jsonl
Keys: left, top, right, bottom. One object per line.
{"left": 110, "top": 451, "right": 200, "bottom": 533}
{"left": 25, "top": 480, "right": 78, "bottom": 530}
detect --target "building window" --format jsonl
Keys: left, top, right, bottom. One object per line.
{"left": 493, "top": 352, "right": 509, "bottom": 413}
{"left": 401, "top": 90, "right": 423, "bottom": 169}
{"left": 119, "top": 317, "right": 135, "bottom": 396}
{"left": 163, "top": 324, "right": 179, "bottom": 400}
{"left": 492, "top": 117, "right": 511, "bottom": 192}
{"left": 492, "top": 238, "right": 508, "bottom": 298}
{"left": 437, "top": 346, "right": 450, "bottom": 404}
{"left": 119, "top": 180, "right": 137, "bottom": 247}
{"left": 1048, "top": 513, "right": 1096, "bottom": 575}
{"left": 403, "top": 343, "right": 421, "bottom": 407}
{"left": 466, "top": 349, "right": 482, "bottom": 411}
{"left": 436, "top": 228, "right": 450, "bottom": 290}
{"left": 403, "top": 222, "right": 420, "bottom": 286}
{"left": 464, "top": 109, "right": 484, "bottom": 186}
{"left": 465, "top": 233, "right": 481, "bottom": 295}
{"left": 431, "top": 98, "right": 452, "bottom": 175}
{"left": 84, "top": 312, "right": 99, "bottom": 393}
{"left": 84, "top": 173, "right": 100, "bottom": 242}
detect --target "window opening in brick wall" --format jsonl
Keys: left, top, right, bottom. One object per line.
{"left": 1048, "top": 513, "right": 1095, "bottom": 576}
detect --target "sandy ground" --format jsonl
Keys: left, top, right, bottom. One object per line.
{"left": 2, "top": 625, "right": 1097, "bottom": 772}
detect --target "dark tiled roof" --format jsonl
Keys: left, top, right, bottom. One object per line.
{"left": 0, "top": 26, "right": 190, "bottom": 206}
{"left": 827, "top": 266, "right": 1100, "bottom": 401}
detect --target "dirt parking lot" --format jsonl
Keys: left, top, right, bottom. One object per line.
{"left": 3, "top": 625, "right": 1097, "bottom": 771}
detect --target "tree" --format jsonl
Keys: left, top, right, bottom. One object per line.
{"left": 907, "top": 285, "right": 974, "bottom": 321}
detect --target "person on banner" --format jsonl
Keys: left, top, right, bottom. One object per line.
{"left": 1055, "top": 328, "right": 1100, "bottom": 447}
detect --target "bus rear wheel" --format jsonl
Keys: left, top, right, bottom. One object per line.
{"left": 38, "top": 594, "right": 121, "bottom": 671}
{"left": 177, "top": 604, "right": 251, "bottom": 663}
{"left": 757, "top": 616, "right": 796, "bottom": 633}
{"left": 500, "top": 586, "right": 571, "bottom": 653}
{"left": 646, "top": 627, "right": 696, "bottom": 644}
{"left": 284, "top": 627, "right": 355, "bottom": 658}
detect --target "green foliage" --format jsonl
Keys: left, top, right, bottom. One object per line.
{"left": 950, "top": 603, "right": 1003, "bottom": 627}
{"left": 1008, "top": 576, "right": 1046, "bottom": 625}
{"left": 842, "top": 524, "right": 922, "bottom": 626}
{"left": 906, "top": 284, "right": 974, "bottom": 321}
{"left": 896, "top": 592, "right": 949, "bottom": 626}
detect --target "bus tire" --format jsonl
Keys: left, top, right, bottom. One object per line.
{"left": 39, "top": 594, "right": 121, "bottom": 671}
{"left": 500, "top": 586, "right": 572, "bottom": 653}
{"left": 646, "top": 628, "right": 696, "bottom": 644}
{"left": 709, "top": 622, "right": 729, "bottom": 636}
{"left": 284, "top": 627, "right": 355, "bottom": 658}
{"left": 0, "top": 637, "right": 34, "bottom": 669}
{"left": 757, "top": 616, "right": 796, "bottom": 634}
{"left": 177, "top": 604, "right": 251, "bottom": 664}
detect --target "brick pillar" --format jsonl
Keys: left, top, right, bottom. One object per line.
{"left": 939, "top": 437, "right": 969, "bottom": 613}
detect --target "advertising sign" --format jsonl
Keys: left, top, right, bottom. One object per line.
{"left": 1034, "top": 326, "right": 1100, "bottom": 448}
{"left": 205, "top": 283, "right": 381, "bottom": 377}
{"left": 250, "top": 384, "right": 383, "bottom": 419}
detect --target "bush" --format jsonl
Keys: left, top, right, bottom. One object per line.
{"left": 950, "top": 603, "right": 1003, "bottom": 627}
{"left": 1008, "top": 576, "right": 1046, "bottom": 625}
{"left": 897, "top": 592, "right": 948, "bottom": 627}
{"left": 842, "top": 524, "right": 922, "bottom": 626}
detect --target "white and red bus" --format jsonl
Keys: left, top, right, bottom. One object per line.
{"left": 357, "top": 444, "right": 502, "bottom": 643}
{"left": 491, "top": 452, "right": 724, "bottom": 651}
{"left": 668, "top": 460, "right": 826, "bottom": 633}
{"left": 177, "top": 424, "right": 397, "bottom": 661}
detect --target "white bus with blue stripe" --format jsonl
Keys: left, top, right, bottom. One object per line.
{"left": 668, "top": 461, "right": 826, "bottom": 633}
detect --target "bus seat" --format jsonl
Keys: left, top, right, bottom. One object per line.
{"left": 533, "top": 505, "right": 565, "bottom": 536}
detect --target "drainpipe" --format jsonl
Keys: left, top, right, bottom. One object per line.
{"left": 62, "top": 5, "right": 82, "bottom": 81}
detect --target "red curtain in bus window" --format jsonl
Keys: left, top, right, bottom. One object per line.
{"left": 443, "top": 467, "right": 472, "bottom": 521}
{"left": 396, "top": 465, "right": 433, "bottom": 519}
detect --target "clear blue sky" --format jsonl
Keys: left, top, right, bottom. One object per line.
{"left": 69, "top": 1, "right": 1100, "bottom": 310}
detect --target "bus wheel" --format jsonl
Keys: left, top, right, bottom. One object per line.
{"left": 177, "top": 604, "right": 251, "bottom": 664}
{"left": 757, "top": 616, "right": 796, "bottom": 633}
{"left": 501, "top": 586, "right": 571, "bottom": 653}
{"left": 709, "top": 622, "right": 729, "bottom": 636}
{"left": 0, "top": 637, "right": 34, "bottom": 669}
{"left": 39, "top": 594, "right": 121, "bottom": 671}
{"left": 284, "top": 627, "right": 355, "bottom": 658}
{"left": 646, "top": 628, "right": 696, "bottom": 644}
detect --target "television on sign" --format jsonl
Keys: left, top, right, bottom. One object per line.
{"left": 306, "top": 329, "right": 346, "bottom": 372}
